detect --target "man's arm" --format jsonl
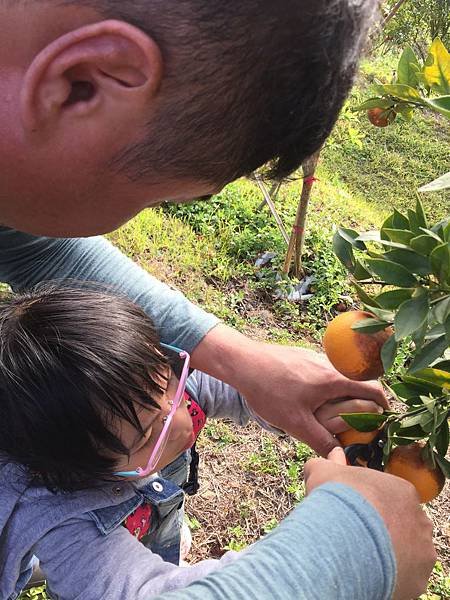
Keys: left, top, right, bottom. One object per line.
{"left": 36, "top": 484, "right": 396, "bottom": 600}
{"left": 0, "top": 227, "right": 218, "bottom": 352}
{"left": 153, "top": 484, "right": 396, "bottom": 600}
{"left": 0, "top": 227, "right": 387, "bottom": 454}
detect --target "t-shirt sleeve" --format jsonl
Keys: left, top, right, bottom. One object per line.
{"left": 35, "top": 483, "right": 395, "bottom": 599}
{"left": 153, "top": 483, "right": 397, "bottom": 600}
{"left": 186, "top": 370, "right": 283, "bottom": 434}
{"left": 0, "top": 227, "right": 219, "bottom": 351}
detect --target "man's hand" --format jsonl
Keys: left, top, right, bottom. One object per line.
{"left": 191, "top": 324, "right": 388, "bottom": 456}
{"left": 305, "top": 448, "right": 437, "bottom": 600}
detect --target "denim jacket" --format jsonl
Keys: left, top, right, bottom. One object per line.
{"left": 1, "top": 371, "right": 279, "bottom": 600}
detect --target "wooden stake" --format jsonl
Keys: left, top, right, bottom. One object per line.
{"left": 283, "top": 150, "right": 321, "bottom": 276}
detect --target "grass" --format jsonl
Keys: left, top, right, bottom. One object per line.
{"left": 21, "top": 50, "right": 449, "bottom": 600}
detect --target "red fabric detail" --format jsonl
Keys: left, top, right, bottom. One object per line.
{"left": 124, "top": 504, "right": 152, "bottom": 541}
{"left": 185, "top": 392, "right": 207, "bottom": 439}
{"left": 303, "top": 176, "right": 319, "bottom": 186}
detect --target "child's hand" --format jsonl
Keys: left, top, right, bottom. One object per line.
{"left": 314, "top": 398, "right": 384, "bottom": 437}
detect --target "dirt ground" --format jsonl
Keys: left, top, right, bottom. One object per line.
{"left": 185, "top": 420, "right": 450, "bottom": 588}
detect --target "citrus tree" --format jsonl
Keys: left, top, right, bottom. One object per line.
{"left": 325, "top": 38, "right": 450, "bottom": 503}
{"left": 355, "top": 37, "right": 450, "bottom": 124}
{"left": 354, "top": 36, "right": 450, "bottom": 196}
{"left": 330, "top": 199, "right": 449, "bottom": 502}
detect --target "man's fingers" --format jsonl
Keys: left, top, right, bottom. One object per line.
{"left": 315, "top": 399, "right": 384, "bottom": 434}
{"left": 327, "top": 447, "right": 347, "bottom": 465}
{"left": 298, "top": 416, "right": 340, "bottom": 458}
{"left": 336, "top": 378, "right": 389, "bottom": 409}
{"left": 303, "top": 457, "right": 324, "bottom": 489}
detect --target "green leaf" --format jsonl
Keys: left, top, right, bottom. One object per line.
{"left": 353, "top": 260, "right": 373, "bottom": 281}
{"left": 410, "top": 234, "right": 439, "bottom": 256}
{"left": 383, "top": 249, "right": 432, "bottom": 276}
{"left": 394, "top": 103, "right": 414, "bottom": 120}
{"left": 430, "top": 243, "right": 450, "bottom": 286}
{"left": 408, "top": 335, "right": 449, "bottom": 372}
{"left": 401, "top": 413, "right": 425, "bottom": 428}
{"left": 381, "top": 215, "right": 394, "bottom": 239}
{"left": 380, "top": 83, "right": 423, "bottom": 102}
{"left": 434, "top": 296, "right": 450, "bottom": 324}
{"left": 425, "top": 323, "right": 446, "bottom": 340}
{"left": 357, "top": 230, "right": 381, "bottom": 242}
{"left": 415, "top": 198, "right": 428, "bottom": 229}
{"left": 382, "top": 228, "right": 415, "bottom": 245}
{"left": 333, "top": 230, "right": 355, "bottom": 272}
{"left": 419, "top": 410, "right": 435, "bottom": 434}
{"left": 412, "top": 368, "right": 450, "bottom": 389}
{"left": 394, "top": 291, "right": 430, "bottom": 341}
{"left": 390, "top": 382, "right": 422, "bottom": 401}
{"left": 424, "top": 95, "right": 450, "bottom": 118}
{"left": 397, "top": 45, "right": 421, "bottom": 87}
{"left": 395, "top": 424, "right": 426, "bottom": 438}
{"left": 445, "top": 315, "right": 450, "bottom": 343}
{"left": 436, "top": 420, "right": 449, "bottom": 457}
{"left": 381, "top": 335, "right": 397, "bottom": 373}
{"left": 363, "top": 306, "right": 396, "bottom": 321}
{"left": 408, "top": 209, "right": 420, "bottom": 234}
{"left": 411, "top": 319, "right": 429, "bottom": 350}
{"left": 419, "top": 228, "right": 443, "bottom": 242}
{"left": 445, "top": 220, "right": 450, "bottom": 242}
{"left": 393, "top": 435, "right": 422, "bottom": 445}
{"left": 420, "top": 395, "right": 436, "bottom": 413}
{"left": 423, "top": 38, "right": 450, "bottom": 95}
{"left": 351, "top": 318, "right": 390, "bottom": 334}
{"left": 392, "top": 209, "right": 410, "bottom": 230}
{"left": 352, "top": 282, "right": 381, "bottom": 308}
{"left": 433, "top": 359, "right": 450, "bottom": 371}
{"left": 354, "top": 98, "right": 395, "bottom": 111}
{"left": 340, "top": 413, "right": 388, "bottom": 432}
{"left": 402, "top": 374, "right": 445, "bottom": 396}
{"left": 358, "top": 230, "right": 409, "bottom": 250}
{"left": 336, "top": 227, "right": 366, "bottom": 250}
{"left": 376, "top": 288, "right": 413, "bottom": 310}
{"left": 435, "top": 453, "right": 450, "bottom": 478}
{"left": 419, "top": 172, "right": 450, "bottom": 193}
{"left": 365, "top": 258, "right": 418, "bottom": 287}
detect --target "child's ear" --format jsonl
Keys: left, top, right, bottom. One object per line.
{"left": 20, "top": 20, "right": 163, "bottom": 132}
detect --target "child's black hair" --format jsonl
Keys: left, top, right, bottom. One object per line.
{"left": 0, "top": 283, "right": 169, "bottom": 492}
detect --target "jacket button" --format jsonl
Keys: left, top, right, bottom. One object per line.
{"left": 152, "top": 481, "right": 164, "bottom": 493}
{"left": 112, "top": 486, "right": 123, "bottom": 496}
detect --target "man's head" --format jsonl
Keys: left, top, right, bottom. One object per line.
{"left": 0, "top": 0, "right": 377, "bottom": 236}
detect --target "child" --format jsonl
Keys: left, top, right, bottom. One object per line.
{"left": 0, "top": 283, "right": 283, "bottom": 599}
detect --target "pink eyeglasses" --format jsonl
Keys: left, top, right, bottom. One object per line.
{"left": 115, "top": 343, "right": 190, "bottom": 478}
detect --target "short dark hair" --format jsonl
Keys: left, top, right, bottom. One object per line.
{"left": 63, "top": 0, "right": 377, "bottom": 184}
{"left": 0, "top": 284, "right": 168, "bottom": 492}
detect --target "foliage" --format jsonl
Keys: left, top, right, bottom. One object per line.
{"left": 380, "top": 0, "right": 450, "bottom": 52}
{"left": 334, "top": 199, "right": 450, "bottom": 477}
{"left": 355, "top": 38, "right": 450, "bottom": 122}
{"left": 19, "top": 587, "right": 48, "bottom": 600}
{"left": 420, "top": 561, "right": 450, "bottom": 598}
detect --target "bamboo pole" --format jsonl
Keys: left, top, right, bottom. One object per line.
{"left": 283, "top": 150, "right": 321, "bottom": 277}
{"left": 254, "top": 175, "right": 290, "bottom": 245}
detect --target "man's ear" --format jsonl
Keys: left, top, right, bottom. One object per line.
{"left": 20, "top": 20, "right": 163, "bottom": 131}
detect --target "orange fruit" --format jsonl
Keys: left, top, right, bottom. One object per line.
{"left": 367, "top": 107, "right": 396, "bottom": 127}
{"left": 323, "top": 310, "right": 393, "bottom": 381}
{"left": 337, "top": 427, "right": 379, "bottom": 448}
{"left": 385, "top": 443, "right": 445, "bottom": 504}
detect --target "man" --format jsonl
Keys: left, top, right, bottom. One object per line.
{"left": 0, "top": 1, "right": 436, "bottom": 598}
